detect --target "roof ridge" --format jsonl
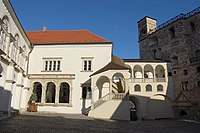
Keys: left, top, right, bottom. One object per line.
{"left": 26, "top": 29, "right": 88, "bottom": 33}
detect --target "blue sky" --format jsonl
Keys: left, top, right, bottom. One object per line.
{"left": 10, "top": 0, "right": 200, "bottom": 59}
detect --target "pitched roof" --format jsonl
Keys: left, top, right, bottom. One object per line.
{"left": 90, "top": 55, "right": 129, "bottom": 77}
{"left": 26, "top": 30, "right": 110, "bottom": 44}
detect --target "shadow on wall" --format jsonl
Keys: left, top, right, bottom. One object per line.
{"left": 110, "top": 93, "right": 174, "bottom": 121}
{"left": 0, "top": 86, "right": 12, "bottom": 112}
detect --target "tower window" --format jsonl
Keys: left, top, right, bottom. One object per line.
{"left": 183, "top": 69, "right": 188, "bottom": 75}
{"left": 190, "top": 22, "right": 195, "bottom": 31}
{"left": 197, "top": 66, "right": 200, "bottom": 73}
{"left": 169, "top": 27, "right": 175, "bottom": 39}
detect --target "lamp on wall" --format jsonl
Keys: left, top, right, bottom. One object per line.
{"left": 12, "top": 81, "right": 16, "bottom": 84}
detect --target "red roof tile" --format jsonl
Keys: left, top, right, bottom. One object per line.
{"left": 26, "top": 30, "right": 110, "bottom": 44}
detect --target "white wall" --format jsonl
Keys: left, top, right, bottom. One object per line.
{"left": 0, "top": 0, "right": 31, "bottom": 112}
{"left": 28, "top": 44, "right": 112, "bottom": 113}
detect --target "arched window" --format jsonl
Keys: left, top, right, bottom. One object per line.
{"left": 2, "top": 16, "right": 9, "bottom": 33}
{"left": 197, "top": 66, "right": 200, "bottom": 73}
{"left": 1, "top": 16, "right": 9, "bottom": 51}
{"left": 196, "top": 50, "right": 200, "bottom": 57}
{"left": 33, "top": 82, "right": 42, "bottom": 103}
{"left": 46, "top": 82, "right": 56, "bottom": 103}
{"left": 134, "top": 65, "right": 142, "bottom": 78}
{"left": 157, "top": 84, "right": 163, "bottom": 92}
{"left": 169, "top": 27, "right": 175, "bottom": 39}
{"left": 11, "top": 34, "right": 19, "bottom": 61}
{"left": 59, "top": 82, "right": 70, "bottom": 103}
{"left": 198, "top": 81, "right": 200, "bottom": 87}
{"left": 87, "top": 87, "right": 92, "bottom": 98}
{"left": 190, "top": 22, "right": 195, "bottom": 31}
{"left": 146, "top": 84, "right": 152, "bottom": 92}
{"left": 82, "top": 86, "right": 92, "bottom": 99}
{"left": 134, "top": 84, "right": 141, "bottom": 92}
{"left": 144, "top": 65, "right": 154, "bottom": 78}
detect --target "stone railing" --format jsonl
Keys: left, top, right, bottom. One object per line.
{"left": 93, "top": 93, "right": 128, "bottom": 109}
{"left": 130, "top": 78, "right": 166, "bottom": 83}
{"left": 151, "top": 6, "right": 200, "bottom": 33}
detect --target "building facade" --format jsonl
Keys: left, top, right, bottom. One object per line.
{"left": 138, "top": 7, "right": 200, "bottom": 120}
{"left": 0, "top": 0, "right": 176, "bottom": 121}
{"left": 0, "top": 0, "right": 31, "bottom": 114}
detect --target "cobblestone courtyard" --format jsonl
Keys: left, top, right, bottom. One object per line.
{"left": 0, "top": 114, "right": 200, "bottom": 133}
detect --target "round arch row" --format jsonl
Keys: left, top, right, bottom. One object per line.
{"left": 33, "top": 82, "right": 70, "bottom": 104}
{"left": 134, "top": 84, "right": 164, "bottom": 92}
{"left": 125, "top": 64, "right": 166, "bottom": 79}
{"left": 94, "top": 72, "right": 127, "bottom": 101}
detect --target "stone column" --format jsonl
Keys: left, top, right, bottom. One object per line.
{"left": 8, "top": 41, "right": 13, "bottom": 59}
{"left": 91, "top": 79, "right": 95, "bottom": 109}
{"left": 153, "top": 66, "right": 156, "bottom": 82}
{"left": 55, "top": 84, "right": 59, "bottom": 104}
{"left": 41, "top": 83, "right": 46, "bottom": 105}
{"left": 69, "top": 86, "right": 72, "bottom": 105}
{"left": 109, "top": 79, "right": 113, "bottom": 99}
{"left": 142, "top": 66, "right": 145, "bottom": 82}
{"left": 5, "top": 35, "right": 10, "bottom": 55}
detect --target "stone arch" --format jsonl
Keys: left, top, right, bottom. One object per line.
{"left": 112, "top": 72, "right": 125, "bottom": 93}
{"left": 125, "top": 64, "right": 132, "bottom": 78}
{"left": 144, "top": 64, "right": 154, "bottom": 78}
{"left": 179, "top": 110, "right": 187, "bottom": 118}
{"left": 133, "top": 65, "right": 142, "bottom": 78}
{"left": 33, "top": 82, "right": 42, "bottom": 103}
{"left": 155, "top": 65, "right": 165, "bottom": 78}
{"left": 2, "top": 15, "right": 10, "bottom": 32}
{"left": 129, "top": 96, "right": 140, "bottom": 121}
{"left": 146, "top": 94, "right": 174, "bottom": 119}
{"left": 46, "top": 82, "right": 56, "bottom": 103}
{"left": 96, "top": 76, "right": 110, "bottom": 99}
{"left": 146, "top": 84, "right": 152, "bottom": 92}
{"left": 59, "top": 82, "right": 70, "bottom": 103}
{"left": 134, "top": 84, "right": 141, "bottom": 92}
{"left": 157, "top": 84, "right": 164, "bottom": 92}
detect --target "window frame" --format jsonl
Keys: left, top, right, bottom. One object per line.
{"left": 81, "top": 57, "right": 93, "bottom": 72}
{"left": 42, "top": 57, "right": 62, "bottom": 72}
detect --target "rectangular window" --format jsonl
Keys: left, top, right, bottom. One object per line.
{"left": 169, "top": 27, "right": 175, "bottom": 39}
{"left": 43, "top": 58, "right": 61, "bottom": 71}
{"left": 53, "top": 61, "right": 56, "bottom": 71}
{"left": 82, "top": 59, "right": 92, "bottom": 71}
{"left": 84, "top": 60, "right": 87, "bottom": 71}
{"left": 57, "top": 61, "right": 60, "bottom": 71}
{"left": 173, "top": 71, "right": 177, "bottom": 75}
{"left": 45, "top": 61, "right": 48, "bottom": 71}
{"left": 183, "top": 69, "right": 188, "bottom": 75}
{"left": 182, "top": 81, "right": 188, "bottom": 91}
{"left": 49, "top": 61, "right": 52, "bottom": 71}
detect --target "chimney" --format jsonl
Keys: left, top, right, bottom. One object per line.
{"left": 42, "top": 26, "right": 47, "bottom": 32}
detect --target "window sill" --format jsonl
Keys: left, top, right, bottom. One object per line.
{"left": 41, "top": 70, "right": 62, "bottom": 72}
{"left": 80, "top": 70, "right": 93, "bottom": 72}
{"left": 80, "top": 98, "right": 92, "bottom": 100}
{"left": 37, "top": 103, "right": 72, "bottom": 107}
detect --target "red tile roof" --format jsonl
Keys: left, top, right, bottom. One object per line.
{"left": 26, "top": 30, "right": 110, "bottom": 44}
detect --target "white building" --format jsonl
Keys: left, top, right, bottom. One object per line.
{"left": 0, "top": 0, "right": 175, "bottom": 121}
{"left": 0, "top": 0, "right": 31, "bottom": 114}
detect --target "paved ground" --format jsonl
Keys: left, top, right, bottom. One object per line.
{"left": 0, "top": 113, "right": 200, "bottom": 133}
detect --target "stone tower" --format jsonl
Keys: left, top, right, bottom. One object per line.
{"left": 138, "top": 7, "right": 200, "bottom": 120}
{"left": 137, "top": 16, "right": 157, "bottom": 41}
